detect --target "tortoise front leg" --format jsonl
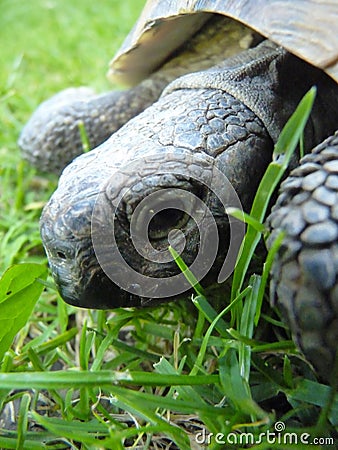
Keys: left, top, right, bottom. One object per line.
{"left": 18, "top": 77, "right": 169, "bottom": 174}
{"left": 19, "top": 17, "right": 253, "bottom": 174}
{"left": 268, "top": 131, "right": 338, "bottom": 383}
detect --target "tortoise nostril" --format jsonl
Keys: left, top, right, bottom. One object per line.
{"left": 57, "top": 251, "right": 67, "bottom": 260}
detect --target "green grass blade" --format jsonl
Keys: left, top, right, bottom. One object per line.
{"left": 231, "top": 87, "right": 316, "bottom": 300}
{"left": 191, "top": 286, "right": 251, "bottom": 376}
{"left": 154, "top": 356, "right": 208, "bottom": 406}
{"left": 254, "top": 230, "right": 285, "bottom": 325}
{"left": 0, "top": 370, "right": 219, "bottom": 390}
{"left": 274, "top": 86, "right": 317, "bottom": 158}
{"left": 227, "top": 207, "right": 266, "bottom": 233}
{"left": 16, "top": 393, "right": 31, "bottom": 450}
{"left": 192, "top": 295, "right": 230, "bottom": 337}
{"left": 238, "top": 275, "right": 261, "bottom": 381}
{"left": 168, "top": 245, "right": 205, "bottom": 295}
{"left": 77, "top": 120, "right": 91, "bottom": 153}
{"left": 287, "top": 379, "right": 338, "bottom": 426}
{"left": 219, "top": 348, "right": 267, "bottom": 420}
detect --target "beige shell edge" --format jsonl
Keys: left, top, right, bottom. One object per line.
{"left": 108, "top": 0, "right": 338, "bottom": 86}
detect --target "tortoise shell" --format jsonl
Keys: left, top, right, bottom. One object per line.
{"left": 109, "top": 0, "right": 338, "bottom": 85}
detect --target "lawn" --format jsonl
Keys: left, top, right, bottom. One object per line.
{"left": 0, "top": 1, "right": 337, "bottom": 449}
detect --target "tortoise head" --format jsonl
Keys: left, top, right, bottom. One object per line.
{"left": 40, "top": 142, "right": 244, "bottom": 310}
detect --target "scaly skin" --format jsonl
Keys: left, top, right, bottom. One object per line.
{"left": 41, "top": 86, "right": 272, "bottom": 308}
{"left": 38, "top": 38, "right": 338, "bottom": 379}
{"left": 268, "top": 132, "right": 338, "bottom": 383}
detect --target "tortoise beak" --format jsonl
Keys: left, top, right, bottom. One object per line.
{"left": 52, "top": 264, "right": 143, "bottom": 309}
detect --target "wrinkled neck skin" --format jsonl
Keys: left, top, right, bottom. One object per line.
{"left": 40, "top": 40, "right": 338, "bottom": 309}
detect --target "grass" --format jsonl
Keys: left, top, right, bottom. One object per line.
{"left": 0, "top": 1, "right": 337, "bottom": 449}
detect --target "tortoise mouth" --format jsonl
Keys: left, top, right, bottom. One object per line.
{"left": 55, "top": 268, "right": 144, "bottom": 309}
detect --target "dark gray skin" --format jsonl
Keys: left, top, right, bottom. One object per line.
{"left": 25, "top": 20, "right": 337, "bottom": 381}
{"left": 40, "top": 40, "right": 338, "bottom": 309}
{"left": 41, "top": 87, "right": 270, "bottom": 308}
{"left": 268, "top": 132, "right": 338, "bottom": 382}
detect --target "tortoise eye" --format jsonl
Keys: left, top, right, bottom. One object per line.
{"left": 148, "top": 208, "right": 188, "bottom": 240}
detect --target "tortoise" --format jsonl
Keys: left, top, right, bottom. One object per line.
{"left": 20, "top": 0, "right": 338, "bottom": 381}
